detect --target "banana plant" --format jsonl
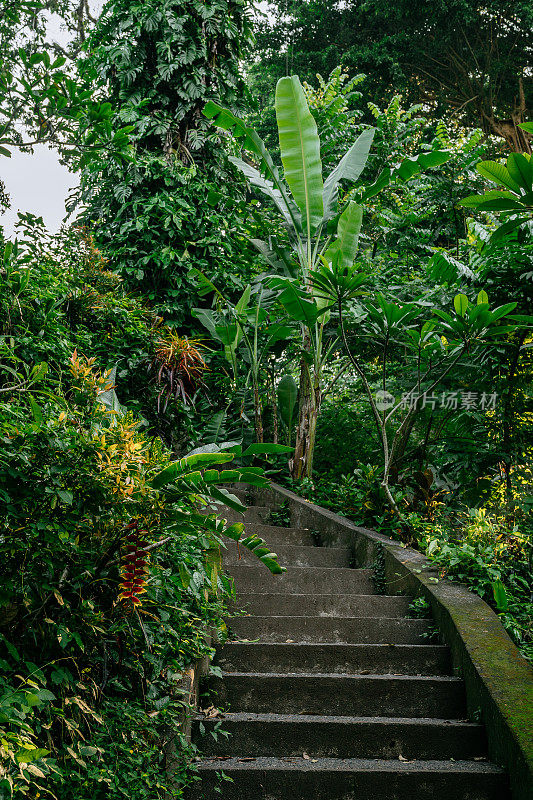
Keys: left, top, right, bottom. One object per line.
{"left": 192, "top": 273, "right": 293, "bottom": 443}
{"left": 204, "top": 75, "right": 450, "bottom": 479}
{"left": 204, "top": 77, "right": 373, "bottom": 477}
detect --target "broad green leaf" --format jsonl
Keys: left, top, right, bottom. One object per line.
{"left": 204, "top": 101, "right": 300, "bottom": 232}
{"left": 490, "top": 216, "right": 530, "bottom": 243}
{"left": 222, "top": 526, "right": 285, "bottom": 574}
{"left": 192, "top": 308, "right": 218, "bottom": 338}
{"left": 15, "top": 748, "right": 50, "bottom": 764}
{"left": 207, "top": 485, "right": 247, "bottom": 512}
{"left": 489, "top": 303, "right": 518, "bottom": 322}
{"left": 57, "top": 489, "right": 73, "bottom": 505}
{"left": 249, "top": 238, "right": 295, "bottom": 275}
{"left": 322, "top": 128, "right": 374, "bottom": 217}
{"left": 507, "top": 153, "right": 532, "bottom": 191}
{"left": 477, "top": 290, "right": 489, "bottom": 304}
{"left": 29, "top": 397, "right": 43, "bottom": 426}
{"left": 277, "top": 375, "right": 298, "bottom": 431}
{"left": 272, "top": 279, "right": 326, "bottom": 327}
{"left": 394, "top": 150, "right": 450, "bottom": 182}
{"left": 229, "top": 157, "right": 300, "bottom": 232}
{"left": 453, "top": 294, "right": 468, "bottom": 316}
{"left": 361, "top": 168, "right": 391, "bottom": 201}
{"left": 492, "top": 579, "right": 508, "bottom": 612}
{"left": 518, "top": 121, "right": 533, "bottom": 134}
{"left": 325, "top": 202, "right": 363, "bottom": 267}
{"left": 476, "top": 161, "right": 521, "bottom": 193}
{"left": 458, "top": 190, "right": 514, "bottom": 208}
{"left": 214, "top": 323, "right": 240, "bottom": 346}
{"left": 30, "top": 362, "right": 48, "bottom": 381}
{"left": 243, "top": 443, "right": 293, "bottom": 457}
{"left": 275, "top": 76, "right": 324, "bottom": 237}
{"left": 235, "top": 285, "right": 251, "bottom": 314}
{"left": 474, "top": 198, "right": 525, "bottom": 212}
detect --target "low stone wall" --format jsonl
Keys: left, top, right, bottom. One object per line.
{"left": 255, "top": 481, "right": 533, "bottom": 800}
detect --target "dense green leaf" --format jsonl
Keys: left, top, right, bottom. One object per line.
{"left": 322, "top": 128, "right": 374, "bottom": 217}
{"left": 275, "top": 76, "right": 324, "bottom": 237}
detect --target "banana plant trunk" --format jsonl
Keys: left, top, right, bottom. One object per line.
{"left": 290, "top": 355, "right": 321, "bottom": 480}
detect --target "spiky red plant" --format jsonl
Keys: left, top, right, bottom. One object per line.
{"left": 150, "top": 333, "right": 207, "bottom": 411}
{"left": 119, "top": 521, "right": 150, "bottom": 609}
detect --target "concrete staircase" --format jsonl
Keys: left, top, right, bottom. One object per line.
{"left": 189, "top": 490, "right": 509, "bottom": 799}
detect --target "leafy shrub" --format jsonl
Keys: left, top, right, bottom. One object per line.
{"left": 411, "top": 508, "right": 533, "bottom": 661}
{"left": 0, "top": 226, "right": 282, "bottom": 798}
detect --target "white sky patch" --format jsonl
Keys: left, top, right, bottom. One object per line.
{"left": 0, "top": 3, "right": 104, "bottom": 238}
{"left": 0, "top": 0, "right": 267, "bottom": 238}
{"left": 1, "top": 145, "right": 77, "bottom": 236}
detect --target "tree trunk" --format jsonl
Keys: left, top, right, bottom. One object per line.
{"left": 290, "top": 351, "right": 321, "bottom": 480}
{"left": 483, "top": 78, "right": 531, "bottom": 153}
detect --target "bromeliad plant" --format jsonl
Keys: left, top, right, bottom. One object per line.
{"left": 204, "top": 75, "right": 450, "bottom": 479}
{"left": 150, "top": 332, "right": 207, "bottom": 411}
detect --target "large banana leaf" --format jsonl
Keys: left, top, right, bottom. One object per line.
{"left": 249, "top": 237, "right": 297, "bottom": 276}
{"left": 275, "top": 76, "right": 324, "bottom": 238}
{"left": 325, "top": 202, "right": 363, "bottom": 266}
{"left": 221, "top": 522, "right": 285, "bottom": 574}
{"left": 322, "top": 128, "right": 375, "bottom": 218}
{"left": 269, "top": 277, "right": 327, "bottom": 327}
{"left": 277, "top": 375, "right": 298, "bottom": 432}
{"left": 229, "top": 156, "right": 301, "bottom": 233}
{"left": 204, "top": 101, "right": 301, "bottom": 233}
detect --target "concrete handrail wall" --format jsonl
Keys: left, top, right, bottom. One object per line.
{"left": 254, "top": 482, "right": 533, "bottom": 800}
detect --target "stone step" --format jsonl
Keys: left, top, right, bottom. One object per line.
{"left": 215, "top": 643, "right": 451, "bottom": 676}
{"left": 188, "top": 757, "right": 506, "bottom": 800}
{"left": 230, "top": 523, "right": 318, "bottom": 547}
{"left": 209, "top": 673, "right": 465, "bottom": 718}
{"left": 223, "top": 543, "right": 352, "bottom": 568}
{"left": 227, "top": 615, "right": 435, "bottom": 645}
{"left": 230, "top": 593, "right": 412, "bottom": 618}
{"left": 222, "top": 506, "right": 271, "bottom": 524}
{"left": 226, "top": 565, "right": 375, "bottom": 594}
{"left": 193, "top": 713, "right": 486, "bottom": 760}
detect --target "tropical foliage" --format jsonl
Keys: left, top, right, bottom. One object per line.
{"left": 1, "top": 0, "right": 533, "bottom": 796}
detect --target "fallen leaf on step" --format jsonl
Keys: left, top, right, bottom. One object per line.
{"left": 302, "top": 753, "right": 310, "bottom": 760}
{"left": 398, "top": 755, "right": 411, "bottom": 762}
{"left": 286, "top": 639, "right": 294, "bottom": 643}
{"left": 199, "top": 706, "right": 224, "bottom": 719}
{"left": 473, "top": 757, "right": 487, "bottom": 762}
